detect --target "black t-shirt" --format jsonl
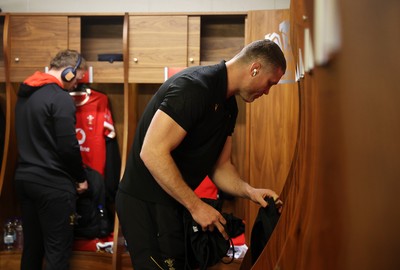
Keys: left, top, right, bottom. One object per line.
{"left": 119, "top": 61, "right": 238, "bottom": 205}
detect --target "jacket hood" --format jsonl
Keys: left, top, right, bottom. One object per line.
{"left": 18, "top": 71, "right": 64, "bottom": 97}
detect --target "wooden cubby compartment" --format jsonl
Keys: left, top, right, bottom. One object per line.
{"left": 80, "top": 15, "right": 125, "bottom": 83}
{"left": 78, "top": 15, "right": 126, "bottom": 159}
{"left": 81, "top": 16, "right": 124, "bottom": 61}
{"left": 200, "top": 15, "right": 246, "bottom": 65}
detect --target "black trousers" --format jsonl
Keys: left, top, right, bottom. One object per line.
{"left": 116, "top": 190, "right": 188, "bottom": 270}
{"left": 15, "top": 181, "right": 76, "bottom": 270}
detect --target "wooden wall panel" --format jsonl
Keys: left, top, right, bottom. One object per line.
{"left": 245, "top": 9, "right": 299, "bottom": 246}
{"left": 187, "top": 16, "right": 200, "bottom": 66}
{"left": 333, "top": 1, "right": 400, "bottom": 269}
{"left": 68, "top": 16, "right": 81, "bottom": 51}
{"left": 129, "top": 16, "right": 188, "bottom": 67}
{"left": 0, "top": 78, "right": 19, "bottom": 241}
{"left": 0, "top": 13, "right": 19, "bottom": 233}
{"left": 0, "top": 16, "right": 4, "bottom": 82}
{"left": 9, "top": 16, "right": 68, "bottom": 68}
{"left": 249, "top": 0, "right": 400, "bottom": 270}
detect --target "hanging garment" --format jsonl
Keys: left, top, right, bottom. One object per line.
{"left": 70, "top": 87, "right": 121, "bottom": 201}
{"left": 70, "top": 87, "right": 121, "bottom": 241}
{"left": 70, "top": 88, "right": 116, "bottom": 176}
{"left": 250, "top": 197, "right": 280, "bottom": 265}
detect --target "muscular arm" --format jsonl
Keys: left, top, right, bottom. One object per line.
{"left": 140, "top": 109, "right": 228, "bottom": 237}
{"left": 211, "top": 136, "right": 280, "bottom": 208}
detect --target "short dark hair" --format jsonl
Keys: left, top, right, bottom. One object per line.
{"left": 238, "top": 39, "right": 286, "bottom": 73}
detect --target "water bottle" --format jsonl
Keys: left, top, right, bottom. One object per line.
{"left": 13, "top": 218, "right": 23, "bottom": 250}
{"left": 3, "top": 219, "right": 15, "bottom": 250}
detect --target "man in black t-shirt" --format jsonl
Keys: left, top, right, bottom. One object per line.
{"left": 116, "top": 39, "right": 286, "bottom": 269}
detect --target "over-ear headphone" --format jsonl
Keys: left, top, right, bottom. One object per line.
{"left": 61, "top": 54, "right": 82, "bottom": 82}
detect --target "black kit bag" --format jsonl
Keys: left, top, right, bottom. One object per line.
{"left": 250, "top": 196, "right": 280, "bottom": 265}
{"left": 183, "top": 198, "right": 245, "bottom": 270}
{"left": 74, "top": 166, "right": 110, "bottom": 239}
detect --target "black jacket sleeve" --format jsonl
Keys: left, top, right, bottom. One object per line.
{"left": 53, "top": 91, "right": 87, "bottom": 182}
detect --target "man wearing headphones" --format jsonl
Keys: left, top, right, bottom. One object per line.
{"left": 14, "top": 49, "right": 88, "bottom": 270}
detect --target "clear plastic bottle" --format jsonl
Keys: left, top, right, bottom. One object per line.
{"left": 13, "top": 218, "right": 23, "bottom": 250}
{"left": 3, "top": 219, "right": 15, "bottom": 250}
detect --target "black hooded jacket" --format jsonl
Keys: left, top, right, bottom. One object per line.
{"left": 14, "top": 71, "right": 86, "bottom": 194}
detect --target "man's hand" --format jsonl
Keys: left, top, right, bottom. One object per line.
{"left": 76, "top": 180, "right": 88, "bottom": 194}
{"left": 250, "top": 188, "right": 283, "bottom": 213}
{"left": 190, "top": 200, "right": 229, "bottom": 240}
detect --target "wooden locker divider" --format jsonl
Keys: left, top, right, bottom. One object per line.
{"left": 0, "top": 13, "right": 22, "bottom": 269}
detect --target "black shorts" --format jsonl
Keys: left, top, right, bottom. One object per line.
{"left": 116, "top": 190, "right": 190, "bottom": 270}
